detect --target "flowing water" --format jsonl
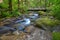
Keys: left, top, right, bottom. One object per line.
{"left": 0, "top": 12, "right": 52, "bottom": 40}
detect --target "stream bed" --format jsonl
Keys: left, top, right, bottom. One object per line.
{"left": 0, "top": 12, "right": 52, "bottom": 40}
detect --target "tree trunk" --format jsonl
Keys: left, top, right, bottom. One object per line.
{"left": 8, "top": 0, "right": 12, "bottom": 14}
{"left": 18, "top": 0, "right": 20, "bottom": 12}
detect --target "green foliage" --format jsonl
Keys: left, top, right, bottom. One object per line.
{"left": 0, "top": 0, "right": 47, "bottom": 18}
{"left": 0, "top": 0, "right": 21, "bottom": 18}
{"left": 49, "top": 0, "right": 60, "bottom": 20}
{"left": 28, "top": 0, "right": 45, "bottom": 8}
{"left": 0, "top": 0, "right": 8, "bottom": 8}
{"left": 0, "top": 12, "right": 11, "bottom": 18}
{"left": 53, "top": 32, "right": 60, "bottom": 40}
{"left": 12, "top": 11, "right": 21, "bottom": 17}
{"left": 0, "top": 0, "right": 60, "bottom": 21}
{"left": 12, "top": 0, "right": 18, "bottom": 11}
{"left": 52, "top": 4, "right": 60, "bottom": 20}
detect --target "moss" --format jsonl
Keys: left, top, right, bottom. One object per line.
{"left": 35, "top": 17, "right": 59, "bottom": 27}
{"left": 38, "top": 11, "right": 47, "bottom": 16}
{"left": 53, "top": 32, "right": 60, "bottom": 40}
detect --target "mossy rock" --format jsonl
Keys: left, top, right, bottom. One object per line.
{"left": 38, "top": 11, "right": 47, "bottom": 16}
{"left": 35, "top": 17, "right": 59, "bottom": 27}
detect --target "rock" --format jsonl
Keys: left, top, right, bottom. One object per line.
{"left": 24, "top": 25, "right": 35, "bottom": 33}
{"left": 14, "top": 24, "right": 25, "bottom": 31}
{"left": 26, "top": 28, "right": 52, "bottom": 40}
{"left": 13, "top": 30, "right": 20, "bottom": 35}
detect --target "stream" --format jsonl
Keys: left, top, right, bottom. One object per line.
{"left": 0, "top": 12, "right": 52, "bottom": 40}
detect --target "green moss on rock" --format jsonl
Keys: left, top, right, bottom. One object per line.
{"left": 35, "top": 17, "right": 59, "bottom": 27}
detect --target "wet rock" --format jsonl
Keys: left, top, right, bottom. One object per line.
{"left": 0, "top": 26, "right": 16, "bottom": 34}
{"left": 24, "top": 25, "right": 35, "bottom": 33}
{"left": 15, "top": 20, "right": 23, "bottom": 23}
{"left": 14, "top": 24, "right": 25, "bottom": 31}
